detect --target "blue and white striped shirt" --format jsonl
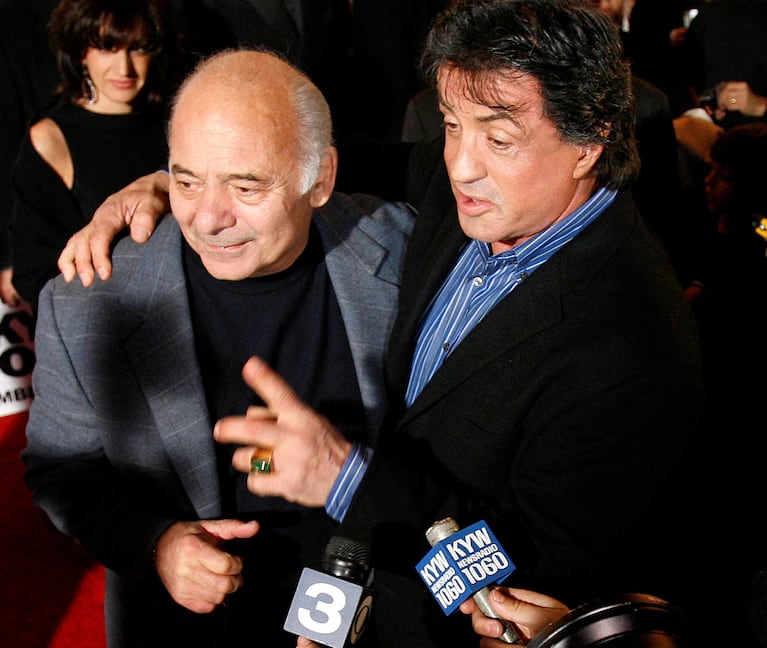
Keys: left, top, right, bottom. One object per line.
{"left": 325, "top": 187, "right": 617, "bottom": 521}
{"left": 406, "top": 187, "right": 618, "bottom": 405}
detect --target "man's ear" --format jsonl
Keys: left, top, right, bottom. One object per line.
{"left": 573, "top": 143, "right": 604, "bottom": 180}
{"left": 309, "top": 146, "right": 338, "bottom": 208}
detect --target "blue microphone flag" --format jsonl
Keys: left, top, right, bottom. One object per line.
{"left": 416, "top": 519, "right": 515, "bottom": 615}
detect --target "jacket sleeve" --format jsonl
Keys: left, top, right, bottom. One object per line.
{"left": 21, "top": 277, "right": 179, "bottom": 577}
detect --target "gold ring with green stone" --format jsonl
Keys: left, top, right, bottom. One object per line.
{"left": 250, "top": 447, "right": 273, "bottom": 473}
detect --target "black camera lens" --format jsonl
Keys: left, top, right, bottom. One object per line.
{"left": 527, "top": 593, "right": 691, "bottom": 648}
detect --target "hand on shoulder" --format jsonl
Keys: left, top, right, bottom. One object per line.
{"left": 57, "top": 170, "right": 170, "bottom": 285}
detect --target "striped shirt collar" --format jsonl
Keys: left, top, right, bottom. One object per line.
{"left": 477, "top": 186, "right": 617, "bottom": 267}
{"left": 404, "top": 187, "right": 617, "bottom": 406}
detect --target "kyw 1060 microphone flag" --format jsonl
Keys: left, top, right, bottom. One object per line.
{"left": 418, "top": 517, "right": 519, "bottom": 644}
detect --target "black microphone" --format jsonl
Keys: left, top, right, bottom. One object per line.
{"left": 322, "top": 535, "right": 371, "bottom": 586}
{"left": 284, "top": 535, "right": 374, "bottom": 647}
{"left": 425, "top": 517, "right": 520, "bottom": 644}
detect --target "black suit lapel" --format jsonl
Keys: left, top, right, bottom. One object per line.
{"left": 401, "top": 251, "right": 565, "bottom": 423}
{"left": 386, "top": 159, "right": 465, "bottom": 394}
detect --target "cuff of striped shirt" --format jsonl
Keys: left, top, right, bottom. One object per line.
{"left": 325, "top": 441, "right": 373, "bottom": 522}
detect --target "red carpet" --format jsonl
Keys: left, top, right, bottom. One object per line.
{"left": 0, "top": 410, "right": 106, "bottom": 648}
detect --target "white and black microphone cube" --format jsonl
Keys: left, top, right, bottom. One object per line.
{"left": 284, "top": 567, "right": 373, "bottom": 647}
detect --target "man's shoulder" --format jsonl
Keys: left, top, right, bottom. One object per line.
{"left": 317, "top": 192, "right": 415, "bottom": 238}
{"left": 112, "top": 213, "right": 179, "bottom": 254}
{"left": 47, "top": 215, "right": 181, "bottom": 301}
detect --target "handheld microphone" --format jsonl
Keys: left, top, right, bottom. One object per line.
{"left": 424, "top": 517, "right": 520, "bottom": 644}
{"left": 284, "top": 536, "right": 373, "bottom": 647}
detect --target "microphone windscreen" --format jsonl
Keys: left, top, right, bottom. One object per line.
{"left": 321, "top": 536, "right": 371, "bottom": 585}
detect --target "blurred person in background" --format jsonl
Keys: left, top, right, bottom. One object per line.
{"left": 680, "top": 0, "right": 767, "bottom": 130}
{"left": 674, "top": 0, "right": 767, "bottom": 200}
{"left": 586, "top": 0, "right": 694, "bottom": 283}
{"left": 0, "top": 0, "right": 58, "bottom": 307}
{"left": 8, "top": 0, "right": 182, "bottom": 318}
{"left": 171, "top": 0, "right": 352, "bottom": 137}
{"left": 619, "top": 0, "right": 694, "bottom": 115}
{"left": 682, "top": 121, "right": 767, "bottom": 648}
{"left": 684, "top": 123, "right": 767, "bottom": 407}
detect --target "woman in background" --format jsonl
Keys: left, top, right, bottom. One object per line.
{"left": 682, "top": 123, "right": 767, "bottom": 648}
{"left": 9, "top": 0, "right": 181, "bottom": 315}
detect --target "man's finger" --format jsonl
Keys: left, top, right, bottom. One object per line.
{"left": 245, "top": 405, "right": 278, "bottom": 420}
{"left": 58, "top": 236, "right": 86, "bottom": 282}
{"left": 198, "top": 518, "right": 260, "bottom": 542}
{"left": 88, "top": 231, "right": 117, "bottom": 281}
{"left": 72, "top": 238, "right": 97, "bottom": 286}
{"left": 240, "top": 355, "right": 305, "bottom": 413}
{"left": 128, "top": 201, "right": 165, "bottom": 243}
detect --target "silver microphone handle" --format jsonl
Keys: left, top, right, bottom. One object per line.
{"left": 425, "top": 517, "right": 520, "bottom": 644}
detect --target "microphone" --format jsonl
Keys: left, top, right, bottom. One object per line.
{"left": 322, "top": 535, "right": 371, "bottom": 585}
{"left": 424, "top": 517, "right": 520, "bottom": 644}
{"left": 284, "top": 535, "right": 374, "bottom": 647}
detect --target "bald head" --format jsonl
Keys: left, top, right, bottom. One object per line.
{"left": 170, "top": 49, "right": 333, "bottom": 193}
{"left": 166, "top": 48, "right": 338, "bottom": 281}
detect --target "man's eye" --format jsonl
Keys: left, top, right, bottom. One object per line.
{"left": 488, "top": 135, "right": 512, "bottom": 149}
{"left": 233, "top": 185, "right": 257, "bottom": 195}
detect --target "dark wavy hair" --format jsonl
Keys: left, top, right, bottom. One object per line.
{"left": 419, "top": 0, "right": 639, "bottom": 190}
{"left": 48, "top": 0, "right": 181, "bottom": 109}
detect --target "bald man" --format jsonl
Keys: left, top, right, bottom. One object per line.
{"left": 22, "top": 49, "right": 413, "bottom": 648}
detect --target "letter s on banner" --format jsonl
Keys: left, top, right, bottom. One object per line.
{"left": 0, "top": 301, "right": 35, "bottom": 416}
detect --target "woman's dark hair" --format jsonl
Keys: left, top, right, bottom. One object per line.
{"left": 48, "top": 0, "right": 181, "bottom": 109}
{"left": 419, "top": 0, "right": 640, "bottom": 190}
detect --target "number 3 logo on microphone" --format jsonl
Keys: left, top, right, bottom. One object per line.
{"left": 285, "top": 568, "right": 372, "bottom": 648}
{"left": 297, "top": 581, "right": 347, "bottom": 634}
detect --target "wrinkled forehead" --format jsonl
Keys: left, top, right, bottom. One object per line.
{"left": 436, "top": 64, "right": 538, "bottom": 111}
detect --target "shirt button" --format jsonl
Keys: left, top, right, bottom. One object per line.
{"left": 442, "top": 342, "right": 450, "bottom": 352}
{"left": 473, "top": 276, "right": 483, "bottom": 287}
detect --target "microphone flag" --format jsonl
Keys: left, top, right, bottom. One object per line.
{"left": 416, "top": 519, "right": 515, "bottom": 615}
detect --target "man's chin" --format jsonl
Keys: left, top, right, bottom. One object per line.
{"left": 200, "top": 256, "right": 256, "bottom": 282}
